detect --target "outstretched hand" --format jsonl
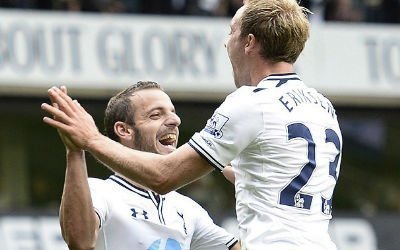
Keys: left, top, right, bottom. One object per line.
{"left": 53, "top": 86, "right": 81, "bottom": 152}
{"left": 41, "top": 86, "right": 101, "bottom": 151}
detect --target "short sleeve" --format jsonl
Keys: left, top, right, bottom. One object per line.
{"left": 185, "top": 198, "right": 238, "bottom": 250}
{"left": 189, "top": 87, "right": 263, "bottom": 171}
{"left": 88, "top": 178, "right": 109, "bottom": 228}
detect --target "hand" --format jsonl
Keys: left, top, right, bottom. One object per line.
{"left": 58, "top": 129, "right": 82, "bottom": 152}
{"left": 52, "top": 86, "right": 81, "bottom": 152}
{"left": 41, "top": 86, "right": 101, "bottom": 150}
{"left": 222, "top": 164, "right": 235, "bottom": 184}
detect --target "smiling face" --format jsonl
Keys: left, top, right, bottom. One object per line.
{"left": 127, "top": 88, "right": 181, "bottom": 155}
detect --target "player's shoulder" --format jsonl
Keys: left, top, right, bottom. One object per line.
{"left": 88, "top": 177, "right": 106, "bottom": 186}
{"left": 226, "top": 86, "right": 257, "bottom": 100}
{"left": 88, "top": 177, "right": 113, "bottom": 191}
{"left": 221, "top": 86, "right": 261, "bottom": 113}
{"left": 167, "top": 191, "right": 194, "bottom": 203}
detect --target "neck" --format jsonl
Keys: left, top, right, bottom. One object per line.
{"left": 250, "top": 61, "right": 294, "bottom": 86}
{"left": 116, "top": 142, "right": 155, "bottom": 192}
{"left": 115, "top": 173, "right": 152, "bottom": 192}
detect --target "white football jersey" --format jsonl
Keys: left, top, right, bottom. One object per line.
{"left": 189, "top": 73, "right": 342, "bottom": 250}
{"left": 89, "top": 175, "right": 238, "bottom": 250}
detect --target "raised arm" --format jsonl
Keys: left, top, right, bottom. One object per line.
{"left": 55, "top": 88, "right": 99, "bottom": 250}
{"left": 42, "top": 86, "right": 214, "bottom": 194}
{"left": 59, "top": 148, "right": 99, "bottom": 250}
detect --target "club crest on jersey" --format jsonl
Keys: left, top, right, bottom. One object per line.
{"left": 204, "top": 113, "right": 229, "bottom": 139}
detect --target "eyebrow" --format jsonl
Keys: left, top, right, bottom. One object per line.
{"left": 146, "top": 107, "right": 176, "bottom": 114}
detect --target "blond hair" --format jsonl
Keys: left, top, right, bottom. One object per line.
{"left": 241, "top": 0, "right": 311, "bottom": 63}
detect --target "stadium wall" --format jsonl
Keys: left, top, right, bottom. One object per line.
{"left": 0, "top": 8, "right": 399, "bottom": 105}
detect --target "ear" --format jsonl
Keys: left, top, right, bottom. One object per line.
{"left": 244, "top": 34, "right": 256, "bottom": 55}
{"left": 114, "top": 121, "right": 133, "bottom": 140}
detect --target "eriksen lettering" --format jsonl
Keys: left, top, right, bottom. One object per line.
{"left": 278, "top": 88, "right": 336, "bottom": 118}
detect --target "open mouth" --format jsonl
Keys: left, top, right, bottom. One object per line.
{"left": 159, "top": 133, "right": 177, "bottom": 150}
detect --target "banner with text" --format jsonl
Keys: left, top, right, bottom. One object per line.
{"left": 0, "top": 9, "right": 399, "bottom": 104}
{"left": 1, "top": 214, "right": 400, "bottom": 250}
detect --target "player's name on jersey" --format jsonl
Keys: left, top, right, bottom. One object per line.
{"left": 278, "top": 88, "right": 336, "bottom": 118}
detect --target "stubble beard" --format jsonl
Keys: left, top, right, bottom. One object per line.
{"left": 132, "top": 127, "right": 159, "bottom": 154}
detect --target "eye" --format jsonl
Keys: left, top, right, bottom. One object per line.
{"left": 150, "top": 112, "right": 161, "bottom": 119}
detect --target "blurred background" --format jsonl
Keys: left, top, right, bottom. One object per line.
{"left": 0, "top": 0, "right": 399, "bottom": 249}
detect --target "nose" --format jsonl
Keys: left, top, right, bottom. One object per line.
{"left": 165, "top": 112, "right": 181, "bottom": 128}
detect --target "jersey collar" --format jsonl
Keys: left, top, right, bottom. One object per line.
{"left": 254, "top": 73, "right": 300, "bottom": 92}
{"left": 109, "top": 175, "right": 150, "bottom": 198}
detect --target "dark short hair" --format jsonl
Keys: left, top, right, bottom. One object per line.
{"left": 104, "top": 81, "right": 163, "bottom": 142}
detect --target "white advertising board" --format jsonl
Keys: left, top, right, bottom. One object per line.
{"left": 0, "top": 215, "right": 379, "bottom": 250}
{"left": 0, "top": 9, "right": 399, "bottom": 105}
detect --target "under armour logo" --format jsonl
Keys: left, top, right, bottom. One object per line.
{"left": 131, "top": 208, "right": 149, "bottom": 220}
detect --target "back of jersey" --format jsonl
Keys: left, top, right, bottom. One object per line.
{"left": 234, "top": 74, "right": 342, "bottom": 249}
{"left": 189, "top": 73, "right": 342, "bottom": 249}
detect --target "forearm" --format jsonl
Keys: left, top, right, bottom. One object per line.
{"left": 60, "top": 150, "right": 98, "bottom": 249}
{"left": 87, "top": 135, "right": 213, "bottom": 194}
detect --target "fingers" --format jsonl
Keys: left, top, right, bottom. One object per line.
{"left": 51, "top": 86, "right": 81, "bottom": 113}
{"left": 41, "top": 102, "right": 72, "bottom": 125}
{"left": 42, "top": 102, "right": 74, "bottom": 134}
{"left": 48, "top": 87, "right": 79, "bottom": 115}
{"left": 51, "top": 87, "right": 67, "bottom": 119}
{"left": 42, "top": 115, "right": 71, "bottom": 132}
{"left": 51, "top": 86, "right": 67, "bottom": 108}
{"left": 73, "top": 99, "right": 81, "bottom": 107}
{"left": 43, "top": 85, "right": 89, "bottom": 152}
{"left": 60, "top": 85, "right": 68, "bottom": 94}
